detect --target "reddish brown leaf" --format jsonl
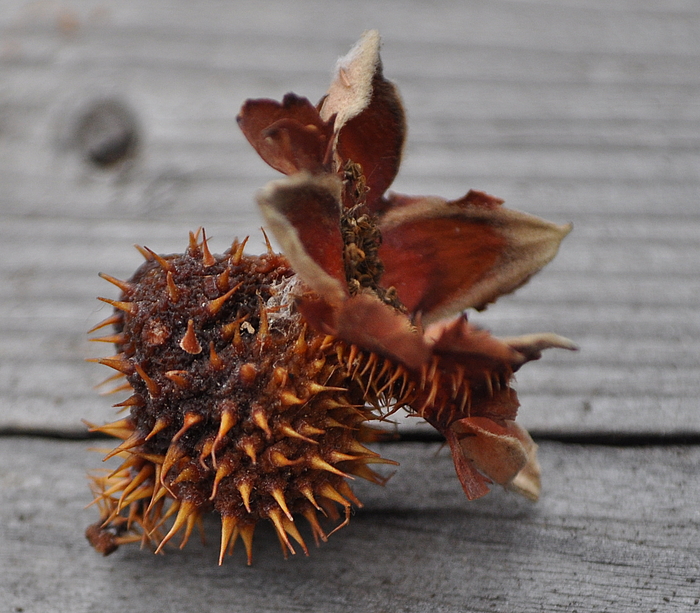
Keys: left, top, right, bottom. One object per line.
{"left": 298, "top": 292, "right": 429, "bottom": 371}
{"left": 450, "top": 417, "right": 529, "bottom": 487}
{"left": 444, "top": 429, "right": 492, "bottom": 500}
{"left": 379, "top": 193, "right": 572, "bottom": 322}
{"left": 426, "top": 314, "right": 521, "bottom": 368}
{"left": 256, "top": 173, "right": 347, "bottom": 304}
{"left": 237, "top": 94, "right": 333, "bottom": 175}
{"left": 319, "top": 30, "right": 405, "bottom": 210}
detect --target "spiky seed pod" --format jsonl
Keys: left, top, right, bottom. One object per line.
{"left": 86, "top": 233, "right": 402, "bottom": 564}
{"left": 86, "top": 29, "right": 574, "bottom": 565}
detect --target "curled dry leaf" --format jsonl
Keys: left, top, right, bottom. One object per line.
{"left": 86, "top": 29, "right": 574, "bottom": 565}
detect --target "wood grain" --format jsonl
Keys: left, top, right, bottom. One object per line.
{"left": 1, "top": 438, "right": 698, "bottom": 612}
{"left": 1, "top": 1, "right": 699, "bottom": 610}
{"left": 1, "top": 0, "right": 699, "bottom": 432}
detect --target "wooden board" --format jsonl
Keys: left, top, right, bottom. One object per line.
{"left": 1, "top": 0, "right": 699, "bottom": 436}
{"left": 1, "top": 1, "right": 699, "bottom": 610}
{"left": 1, "top": 438, "right": 698, "bottom": 612}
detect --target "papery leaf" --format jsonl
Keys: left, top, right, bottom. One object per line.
{"left": 444, "top": 429, "right": 491, "bottom": 500}
{"left": 502, "top": 332, "right": 578, "bottom": 369}
{"left": 504, "top": 421, "right": 541, "bottom": 501}
{"left": 320, "top": 30, "right": 382, "bottom": 131}
{"left": 450, "top": 417, "right": 528, "bottom": 487}
{"left": 238, "top": 94, "right": 333, "bottom": 175}
{"left": 298, "top": 292, "right": 429, "bottom": 371}
{"left": 426, "top": 314, "right": 522, "bottom": 368}
{"left": 319, "top": 30, "right": 406, "bottom": 210}
{"left": 256, "top": 172, "right": 347, "bottom": 304}
{"left": 379, "top": 192, "right": 572, "bottom": 322}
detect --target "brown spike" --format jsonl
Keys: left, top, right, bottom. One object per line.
{"left": 303, "top": 507, "right": 327, "bottom": 545}
{"left": 297, "top": 422, "right": 325, "bottom": 438}
{"left": 113, "top": 394, "right": 144, "bottom": 409}
{"left": 279, "top": 391, "right": 304, "bottom": 407}
{"left": 282, "top": 516, "right": 308, "bottom": 556}
{"left": 208, "top": 342, "right": 224, "bottom": 370}
{"left": 142, "top": 246, "right": 173, "bottom": 272}
{"left": 232, "top": 321, "right": 243, "bottom": 349}
{"left": 355, "top": 455, "right": 400, "bottom": 466}
{"left": 359, "top": 352, "right": 378, "bottom": 377}
{"left": 94, "top": 371, "right": 126, "bottom": 388}
{"left": 309, "top": 455, "right": 351, "bottom": 479}
{"left": 294, "top": 326, "right": 307, "bottom": 355}
{"left": 238, "top": 523, "right": 255, "bottom": 565}
{"left": 89, "top": 333, "right": 128, "bottom": 345}
{"left": 267, "top": 508, "right": 295, "bottom": 556}
{"left": 251, "top": 406, "right": 271, "bottom": 439}
{"left": 347, "top": 462, "right": 392, "bottom": 485}
{"left": 97, "top": 297, "right": 136, "bottom": 315}
{"left": 220, "top": 317, "right": 244, "bottom": 340}
{"left": 230, "top": 236, "right": 249, "bottom": 266}
{"left": 117, "top": 464, "right": 153, "bottom": 511}
{"left": 299, "top": 483, "right": 322, "bottom": 511}
{"left": 197, "top": 437, "right": 215, "bottom": 469}
{"left": 272, "top": 366, "right": 289, "bottom": 387}
{"left": 133, "top": 363, "right": 160, "bottom": 397}
{"left": 346, "top": 344, "right": 359, "bottom": 371}
{"left": 306, "top": 382, "right": 346, "bottom": 395}
{"left": 207, "top": 282, "right": 242, "bottom": 316}
{"left": 343, "top": 439, "right": 380, "bottom": 458}
{"left": 150, "top": 498, "right": 181, "bottom": 533}
{"left": 211, "top": 407, "right": 237, "bottom": 467}
{"left": 146, "top": 480, "right": 168, "bottom": 516}
{"left": 103, "top": 431, "right": 146, "bottom": 461}
{"left": 239, "top": 438, "right": 258, "bottom": 464}
{"left": 209, "top": 462, "right": 234, "bottom": 500}
{"left": 155, "top": 500, "right": 197, "bottom": 553}
{"left": 88, "top": 313, "right": 123, "bottom": 334}
{"left": 164, "top": 370, "right": 189, "bottom": 388}
{"left": 134, "top": 244, "right": 154, "bottom": 261}
{"left": 278, "top": 424, "right": 317, "bottom": 445}
{"left": 484, "top": 370, "right": 494, "bottom": 397}
{"left": 238, "top": 480, "right": 253, "bottom": 513}
{"left": 160, "top": 444, "right": 187, "bottom": 487}
{"left": 261, "top": 227, "right": 274, "bottom": 254}
{"left": 85, "top": 353, "right": 134, "bottom": 372}
{"left": 216, "top": 267, "right": 230, "bottom": 293}
{"left": 328, "top": 450, "right": 361, "bottom": 463}
{"left": 166, "top": 271, "right": 180, "bottom": 303}
{"left": 171, "top": 465, "right": 202, "bottom": 486}
{"left": 269, "top": 450, "right": 303, "bottom": 468}
{"left": 145, "top": 416, "right": 170, "bottom": 441}
{"left": 377, "top": 363, "right": 405, "bottom": 396}
{"left": 179, "top": 319, "right": 202, "bottom": 354}
{"left": 200, "top": 229, "right": 216, "bottom": 267}
{"left": 270, "top": 487, "right": 293, "bottom": 521}
{"left": 100, "top": 381, "right": 133, "bottom": 396}
{"left": 418, "top": 374, "right": 441, "bottom": 415}
{"left": 219, "top": 515, "right": 238, "bottom": 565}
{"left": 98, "top": 272, "right": 134, "bottom": 295}
{"left": 188, "top": 228, "right": 202, "bottom": 252}
{"left": 322, "top": 416, "right": 353, "bottom": 430}
{"left": 172, "top": 413, "right": 204, "bottom": 442}
{"left": 87, "top": 417, "right": 134, "bottom": 439}
{"left": 319, "top": 483, "right": 351, "bottom": 510}
{"left": 336, "top": 480, "right": 364, "bottom": 508}
{"left": 180, "top": 509, "right": 203, "bottom": 550}
{"left": 239, "top": 362, "right": 258, "bottom": 387}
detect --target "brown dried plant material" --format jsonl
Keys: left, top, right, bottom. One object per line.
{"left": 86, "top": 30, "right": 574, "bottom": 565}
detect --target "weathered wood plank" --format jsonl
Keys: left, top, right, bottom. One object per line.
{"left": 1, "top": 438, "right": 698, "bottom": 612}
{"left": 1, "top": 0, "right": 699, "bottom": 437}
{"left": 1, "top": 213, "right": 697, "bottom": 434}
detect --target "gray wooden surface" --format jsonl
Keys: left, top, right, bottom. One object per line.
{"left": 1, "top": 0, "right": 699, "bottom": 611}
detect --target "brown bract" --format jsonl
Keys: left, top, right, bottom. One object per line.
{"left": 239, "top": 30, "right": 576, "bottom": 502}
